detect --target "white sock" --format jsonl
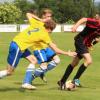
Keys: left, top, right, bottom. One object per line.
{"left": 0, "top": 70, "right": 8, "bottom": 78}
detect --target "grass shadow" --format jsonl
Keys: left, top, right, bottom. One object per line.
{"left": 0, "top": 87, "right": 27, "bottom": 92}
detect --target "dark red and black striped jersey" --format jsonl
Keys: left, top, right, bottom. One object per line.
{"left": 76, "top": 18, "right": 100, "bottom": 47}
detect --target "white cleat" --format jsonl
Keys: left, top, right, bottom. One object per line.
{"left": 22, "top": 83, "right": 37, "bottom": 90}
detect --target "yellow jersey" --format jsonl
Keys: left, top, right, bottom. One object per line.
{"left": 13, "top": 18, "right": 52, "bottom": 51}
{"left": 31, "top": 41, "right": 48, "bottom": 51}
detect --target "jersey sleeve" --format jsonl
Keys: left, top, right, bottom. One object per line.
{"left": 86, "top": 18, "right": 98, "bottom": 28}
{"left": 87, "top": 18, "right": 96, "bottom": 22}
{"left": 29, "top": 18, "right": 44, "bottom": 27}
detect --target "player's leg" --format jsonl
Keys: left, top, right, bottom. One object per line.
{"left": 58, "top": 35, "right": 83, "bottom": 86}
{"left": 38, "top": 48, "right": 60, "bottom": 82}
{"left": 22, "top": 54, "right": 37, "bottom": 85}
{"left": 21, "top": 51, "right": 37, "bottom": 89}
{"left": 73, "top": 53, "right": 92, "bottom": 81}
{"left": 35, "top": 62, "right": 48, "bottom": 82}
{"left": 46, "top": 55, "right": 60, "bottom": 71}
{"left": 58, "top": 55, "right": 81, "bottom": 89}
{"left": 38, "top": 55, "right": 60, "bottom": 82}
{"left": 33, "top": 62, "right": 47, "bottom": 77}
{"left": 22, "top": 61, "right": 37, "bottom": 90}
{"left": 71, "top": 35, "right": 89, "bottom": 86}
{"left": 72, "top": 39, "right": 92, "bottom": 86}
{"left": 23, "top": 49, "right": 37, "bottom": 83}
{"left": 32, "top": 55, "right": 60, "bottom": 82}
{"left": 22, "top": 49, "right": 48, "bottom": 85}
{"left": 0, "top": 42, "right": 23, "bottom": 78}
{"left": 23, "top": 48, "right": 59, "bottom": 84}
{"left": 32, "top": 49, "right": 48, "bottom": 78}
{"left": 32, "top": 48, "right": 59, "bottom": 82}
{"left": 42, "top": 47, "right": 60, "bottom": 72}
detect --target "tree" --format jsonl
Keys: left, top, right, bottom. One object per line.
{"left": 97, "top": 3, "right": 100, "bottom": 14}
{"left": 33, "top": 0, "right": 94, "bottom": 23}
{"left": 0, "top": 3, "right": 21, "bottom": 24}
{"left": 96, "top": 2, "right": 100, "bottom": 14}
{"left": 14, "top": 0, "right": 36, "bottom": 20}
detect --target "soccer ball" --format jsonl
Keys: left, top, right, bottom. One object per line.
{"left": 65, "top": 80, "right": 76, "bottom": 91}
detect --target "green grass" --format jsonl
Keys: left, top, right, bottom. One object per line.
{"left": 0, "top": 32, "right": 100, "bottom": 100}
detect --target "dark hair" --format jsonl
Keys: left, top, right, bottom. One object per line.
{"left": 44, "top": 19, "right": 56, "bottom": 31}
{"left": 40, "top": 8, "right": 53, "bottom": 16}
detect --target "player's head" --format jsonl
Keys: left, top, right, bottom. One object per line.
{"left": 44, "top": 19, "right": 56, "bottom": 33}
{"left": 41, "top": 8, "right": 53, "bottom": 20}
{"left": 94, "top": 14, "right": 100, "bottom": 20}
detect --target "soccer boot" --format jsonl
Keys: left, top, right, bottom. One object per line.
{"left": 73, "top": 79, "right": 82, "bottom": 87}
{"left": 57, "top": 81, "right": 66, "bottom": 90}
{"left": 22, "top": 83, "right": 37, "bottom": 90}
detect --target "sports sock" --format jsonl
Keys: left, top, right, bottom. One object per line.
{"left": 23, "top": 64, "right": 35, "bottom": 84}
{"left": 0, "top": 70, "right": 8, "bottom": 78}
{"left": 60, "top": 64, "right": 74, "bottom": 84}
{"left": 46, "top": 60, "right": 57, "bottom": 71}
{"left": 33, "top": 60, "right": 57, "bottom": 77}
{"left": 33, "top": 68, "right": 46, "bottom": 77}
{"left": 73, "top": 63, "right": 87, "bottom": 80}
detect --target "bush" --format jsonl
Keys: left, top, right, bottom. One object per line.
{"left": 0, "top": 3, "right": 22, "bottom": 24}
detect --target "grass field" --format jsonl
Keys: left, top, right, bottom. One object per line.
{"left": 0, "top": 32, "right": 100, "bottom": 100}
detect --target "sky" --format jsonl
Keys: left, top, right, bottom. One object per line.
{"left": 95, "top": 0, "right": 100, "bottom": 2}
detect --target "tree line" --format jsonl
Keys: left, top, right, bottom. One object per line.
{"left": 0, "top": 0, "right": 100, "bottom": 24}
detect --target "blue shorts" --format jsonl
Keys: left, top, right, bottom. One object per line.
{"left": 33, "top": 47, "right": 56, "bottom": 64}
{"left": 7, "top": 42, "right": 31, "bottom": 68}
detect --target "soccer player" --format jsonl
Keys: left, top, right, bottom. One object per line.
{"left": 28, "top": 8, "right": 56, "bottom": 82}
{"left": 0, "top": 11, "right": 51, "bottom": 83}
{"left": 22, "top": 9, "right": 57, "bottom": 83}
{"left": 58, "top": 14, "right": 100, "bottom": 89}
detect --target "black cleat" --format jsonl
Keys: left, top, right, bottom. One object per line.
{"left": 58, "top": 80, "right": 76, "bottom": 91}
{"left": 57, "top": 81, "right": 66, "bottom": 90}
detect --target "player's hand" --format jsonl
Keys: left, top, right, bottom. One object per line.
{"left": 67, "top": 50, "right": 77, "bottom": 57}
{"left": 72, "top": 27, "right": 77, "bottom": 32}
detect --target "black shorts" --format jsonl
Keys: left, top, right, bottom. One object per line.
{"left": 74, "top": 35, "right": 89, "bottom": 59}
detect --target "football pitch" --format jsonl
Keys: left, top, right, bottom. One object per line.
{"left": 0, "top": 32, "right": 100, "bottom": 100}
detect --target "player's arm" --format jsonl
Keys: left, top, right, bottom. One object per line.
{"left": 26, "top": 13, "right": 42, "bottom": 21}
{"left": 72, "top": 18, "right": 87, "bottom": 32}
{"left": 42, "top": 32, "right": 76, "bottom": 57}
{"left": 49, "top": 42, "right": 77, "bottom": 57}
{"left": 26, "top": 13, "right": 49, "bottom": 23}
